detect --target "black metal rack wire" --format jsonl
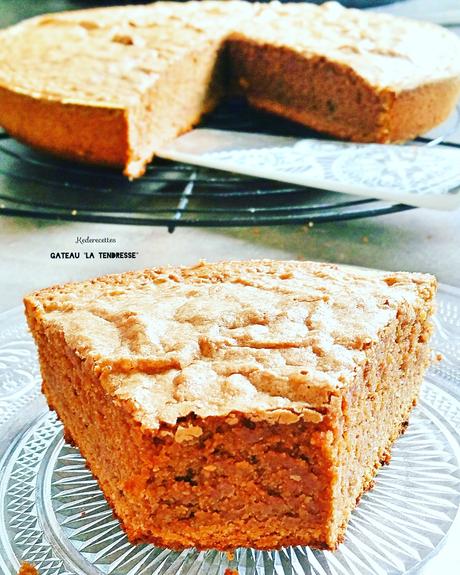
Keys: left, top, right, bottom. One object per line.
{"left": 0, "top": 98, "right": 458, "bottom": 232}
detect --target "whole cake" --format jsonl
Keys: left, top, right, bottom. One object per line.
{"left": 24, "top": 260, "right": 437, "bottom": 551}
{"left": 0, "top": 1, "right": 459, "bottom": 177}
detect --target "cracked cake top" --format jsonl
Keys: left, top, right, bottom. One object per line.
{"left": 2, "top": 1, "right": 459, "bottom": 106}
{"left": 25, "top": 260, "right": 436, "bottom": 428}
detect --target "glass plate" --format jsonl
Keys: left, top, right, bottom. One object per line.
{"left": 0, "top": 285, "right": 459, "bottom": 575}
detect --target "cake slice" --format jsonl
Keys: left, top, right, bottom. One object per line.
{"left": 24, "top": 260, "right": 436, "bottom": 551}
{"left": 229, "top": 1, "right": 460, "bottom": 143}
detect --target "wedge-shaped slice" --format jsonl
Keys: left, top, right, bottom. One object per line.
{"left": 24, "top": 260, "right": 436, "bottom": 550}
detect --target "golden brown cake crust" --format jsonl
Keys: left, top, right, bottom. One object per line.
{"left": 24, "top": 260, "right": 437, "bottom": 551}
{"left": 0, "top": 85, "right": 130, "bottom": 169}
{"left": 387, "top": 77, "right": 460, "bottom": 142}
{"left": 1, "top": 1, "right": 459, "bottom": 176}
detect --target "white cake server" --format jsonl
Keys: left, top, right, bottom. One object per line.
{"left": 158, "top": 128, "right": 460, "bottom": 211}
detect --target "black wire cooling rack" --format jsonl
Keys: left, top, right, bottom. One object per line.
{"left": 0, "top": 98, "right": 458, "bottom": 232}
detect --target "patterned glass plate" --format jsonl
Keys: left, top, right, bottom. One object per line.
{"left": 0, "top": 285, "right": 460, "bottom": 575}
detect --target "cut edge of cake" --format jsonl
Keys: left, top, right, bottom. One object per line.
{"left": 228, "top": 34, "right": 460, "bottom": 144}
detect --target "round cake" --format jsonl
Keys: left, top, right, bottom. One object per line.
{"left": 0, "top": 1, "right": 459, "bottom": 177}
